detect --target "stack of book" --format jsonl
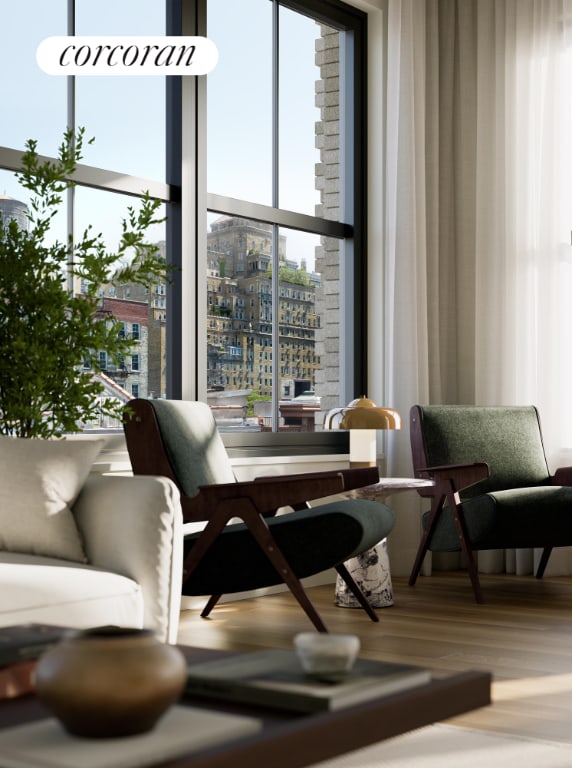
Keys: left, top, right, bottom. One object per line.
{"left": 186, "top": 648, "right": 431, "bottom": 713}
{"left": 0, "top": 624, "right": 70, "bottom": 699}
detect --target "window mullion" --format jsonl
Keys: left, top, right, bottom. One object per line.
{"left": 271, "top": 0, "right": 280, "bottom": 430}
{"left": 66, "top": 0, "right": 75, "bottom": 294}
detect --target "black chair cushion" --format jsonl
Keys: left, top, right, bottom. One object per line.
{"left": 182, "top": 499, "right": 395, "bottom": 595}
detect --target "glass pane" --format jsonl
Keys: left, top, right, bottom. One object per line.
{"left": 205, "top": 213, "right": 337, "bottom": 433}
{"left": 278, "top": 8, "right": 326, "bottom": 217}
{"left": 74, "top": 187, "right": 168, "bottom": 427}
{"left": 207, "top": 0, "right": 272, "bottom": 204}
{"left": 75, "top": 0, "right": 165, "bottom": 180}
{"left": 276, "top": 227, "right": 323, "bottom": 431}
{"left": 206, "top": 213, "right": 271, "bottom": 430}
{"left": 0, "top": 2, "right": 66, "bottom": 150}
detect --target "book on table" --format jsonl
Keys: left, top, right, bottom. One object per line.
{"left": 0, "top": 623, "right": 71, "bottom": 666}
{"left": 186, "top": 648, "right": 431, "bottom": 713}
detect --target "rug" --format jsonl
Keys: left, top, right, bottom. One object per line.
{"left": 314, "top": 724, "right": 572, "bottom": 768}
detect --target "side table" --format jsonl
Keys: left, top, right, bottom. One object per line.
{"left": 335, "top": 478, "right": 434, "bottom": 610}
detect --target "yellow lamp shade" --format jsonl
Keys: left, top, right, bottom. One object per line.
{"left": 323, "top": 397, "right": 401, "bottom": 431}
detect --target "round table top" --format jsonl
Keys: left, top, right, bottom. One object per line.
{"left": 346, "top": 477, "right": 434, "bottom": 499}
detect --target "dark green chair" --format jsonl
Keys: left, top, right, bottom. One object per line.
{"left": 123, "top": 398, "right": 395, "bottom": 632}
{"left": 409, "top": 405, "right": 572, "bottom": 602}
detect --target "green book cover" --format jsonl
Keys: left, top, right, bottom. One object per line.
{"left": 186, "top": 649, "right": 431, "bottom": 713}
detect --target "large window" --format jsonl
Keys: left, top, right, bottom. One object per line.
{"left": 0, "top": 0, "right": 366, "bottom": 454}
{"left": 188, "top": 0, "right": 368, "bottom": 451}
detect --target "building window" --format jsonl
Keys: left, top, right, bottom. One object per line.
{"left": 131, "top": 354, "right": 140, "bottom": 372}
{"left": 131, "top": 384, "right": 139, "bottom": 398}
{"left": 131, "top": 323, "right": 140, "bottom": 341}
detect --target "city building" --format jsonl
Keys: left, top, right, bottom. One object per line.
{"left": 0, "top": 195, "right": 27, "bottom": 231}
{"left": 206, "top": 217, "right": 320, "bottom": 401}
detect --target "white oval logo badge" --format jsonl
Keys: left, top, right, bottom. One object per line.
{"left": 37, "top": 36, "right": 218, "bottom": 76}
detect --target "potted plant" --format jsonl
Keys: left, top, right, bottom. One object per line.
{"left": 0, "top": 128, "right": 171, "bottom": 438}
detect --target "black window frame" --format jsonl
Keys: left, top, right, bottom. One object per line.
{"left": 168, "top": 0, "right": 367, "bottom": 457}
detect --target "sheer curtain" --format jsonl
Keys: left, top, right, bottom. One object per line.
{"left": 384, "top": 0, "right": 572, "bottom": 576}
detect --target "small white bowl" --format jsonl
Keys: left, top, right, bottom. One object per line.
{"left": 293, "top": 633, "right": 360, "bottom": 675}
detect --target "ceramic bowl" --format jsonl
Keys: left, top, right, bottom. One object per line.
{"left": 293, "top": 632, "right": 360, "bottom": 676}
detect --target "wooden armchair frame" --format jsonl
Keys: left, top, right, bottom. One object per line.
{"left": 409, "top": 404, "right": 572, "bottom": 603}
{"left": 124, "top": 398, "right": 388, "bottom": 632}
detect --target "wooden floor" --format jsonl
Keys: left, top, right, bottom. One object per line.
{"left": 177, "top": 572, "right": 572, "bottom": 745}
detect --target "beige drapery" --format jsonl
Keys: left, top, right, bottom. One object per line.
{"left": 384, "top": 0, "right": 572, "bottom": 577}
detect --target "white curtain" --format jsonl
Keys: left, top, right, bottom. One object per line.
{"left": 384, "top": 0, "right": 572, "bottom": 576}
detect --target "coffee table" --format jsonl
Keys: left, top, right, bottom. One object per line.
{"left": 336, "top": 478, "right": 434, "bottom": 609}
{"left": 0, "top": 645, "right": 489, "bottom": 768}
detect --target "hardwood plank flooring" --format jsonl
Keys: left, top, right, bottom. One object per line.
{"left": 177, "top": 572, "right": 572, "bottom": 745}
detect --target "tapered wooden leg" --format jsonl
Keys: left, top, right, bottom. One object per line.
{"left": 335, "top": 563, "right": 379, "bottom": 622}
{"left": 409, "top": 495, "right": 445, "bottom": 586}
{"left": 244, "top": 514, "right": 329, "bottom": 632}
{"left": 536, "top": 547, "right": 552, "bottom": 579}
{"left": 182, "top": 499, "right": 329, "bottom": 632}
{"left": 447, "top": 493, "right": 484, "bottom": 604}
{"left": 201, "top": 594, "right": 222, "bottom": 618}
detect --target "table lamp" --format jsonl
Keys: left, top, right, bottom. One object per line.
{"left": 323, "top": 396, "right": 401, "bottom": 468}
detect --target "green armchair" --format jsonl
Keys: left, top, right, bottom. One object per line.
{"left": 409, "top": 405, "right": 572, "bottom": 602}
{"left": 123, "top": 398, "right": 395, "bottom": 632}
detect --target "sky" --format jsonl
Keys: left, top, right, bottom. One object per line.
{"left": 0, "top": 0, "right": 326, "bottom": 270}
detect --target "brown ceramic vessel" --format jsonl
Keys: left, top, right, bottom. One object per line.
{"left": 35, "top": 626, "right": 187, "bottom": 738}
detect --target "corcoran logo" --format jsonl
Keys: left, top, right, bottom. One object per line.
{"left": 36, "top": 36, "right": 218, "bottom": 76}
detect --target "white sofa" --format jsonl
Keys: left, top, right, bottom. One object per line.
{"left": 0, "top": 474, "right": 183, "bottom": 644}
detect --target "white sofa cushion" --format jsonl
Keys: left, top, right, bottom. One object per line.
{"left": 0, "top": 436, "right": 104, "bottom": 563}
{"left": 0, "top": 551, "right": 143, "bottom": 630}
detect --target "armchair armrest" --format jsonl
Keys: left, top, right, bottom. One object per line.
{"left": 254, "top": 466, "right": 379, "bottom": 493}
{"left": 185, "top": 472, "right": 347, "bottom": 521}
{"left": 417, "top": 462, "right": 489, "bottom": 494}
{"left": 552, "top": 466, "right": 572, "bottom": 486}
{"left": 72, "top": 474, "right": 183, "bottom": 644}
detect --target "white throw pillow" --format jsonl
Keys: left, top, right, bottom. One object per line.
{"left": 0, "top": 436, "right": 105, "bottom": 562}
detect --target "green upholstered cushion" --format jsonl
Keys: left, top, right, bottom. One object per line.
{"left": 423, "top": 486, "right": 572, "bottom": 552}
{"left": 182, "top": 499, "right": 395, "bottom": 595}
{"left": 150, "top": 399, "right": 236, "bottom": 497}
{"left": 419, "top": 405, "right": 550, "bottom": 499}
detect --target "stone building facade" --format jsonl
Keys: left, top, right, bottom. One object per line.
{"left": 314, "top": 25, "right": 341, "bottom": 417}
{"left": 92, "top": 297, "right": 149, "bottom": 399}
{"left": 206, "top": 217, "right": 320, "bottom": 398}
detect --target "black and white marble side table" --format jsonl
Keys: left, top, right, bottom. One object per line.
{"left": 335, "top": 478, "right": 434, "bottom": 610}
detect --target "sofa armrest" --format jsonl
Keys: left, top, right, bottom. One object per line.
{"left": 72, "top": 474, "right": 183, "bottom": 644}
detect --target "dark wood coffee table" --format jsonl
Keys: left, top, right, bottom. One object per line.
{"left": 0, "top": 646, "right": 490, "bottom": 768}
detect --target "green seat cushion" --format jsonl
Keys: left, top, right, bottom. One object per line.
{"left": 423, "top": 486, "right": 572, "bottom": 552}
{"left": 182, "top": 499, "right": 395, "bottom": 595}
